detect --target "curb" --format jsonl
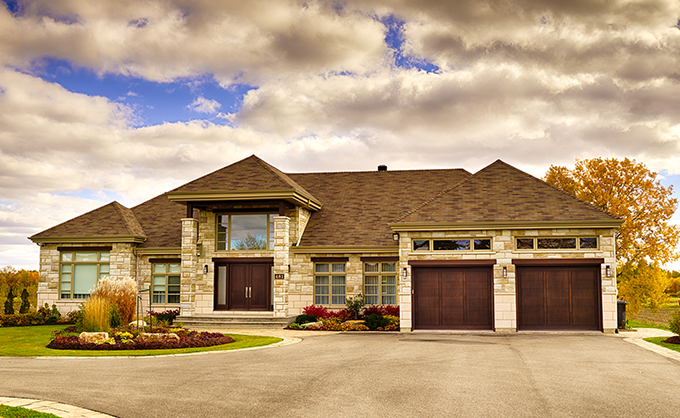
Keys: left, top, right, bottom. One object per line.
{"left": 0, "top": 397, "right": 115, "bottom": 418}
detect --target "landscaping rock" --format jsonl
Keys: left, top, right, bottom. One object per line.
{"left": 78, "top": 332, "right": 109, "bottom": 344}
{"left": 343, "top": 320, "right": 367, "bottom": 330}
{"left": 136, "top": 333, "right": 180, "bottom": 343}
{"left": 301, "top": 321, "right": 322, "bottom": 328}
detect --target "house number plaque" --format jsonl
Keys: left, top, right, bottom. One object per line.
{"left": 274, "top": 274, "right": 285, "bottom": 280}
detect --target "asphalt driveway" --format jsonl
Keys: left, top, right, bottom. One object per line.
{"left": 1, "top": 332, "right": 678, "bottom": 417}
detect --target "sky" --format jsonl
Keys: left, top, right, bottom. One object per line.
{"left": 1, "top": 0, "right": 680, "bottom": 271}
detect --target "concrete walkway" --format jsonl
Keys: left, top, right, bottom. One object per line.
{"left": 0, "top": 396, "right": 115, "bottom": 417}
{"left": 613, "top": 327, "right": 680, "bottom": 362}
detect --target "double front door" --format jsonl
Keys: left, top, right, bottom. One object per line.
{"left": 214, "top": 261, "right": 272, "bottom": 311}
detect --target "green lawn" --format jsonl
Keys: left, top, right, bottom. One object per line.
{"left": 627, "top": 319, "right": 670, "bottom": 331}
{"left": 0, "top": 325, "right": 281, "bottom": 357}
{"left": 644, "top": 336, "right": 680, "bottom": 353}
{"left": 0, "top": 405, "right": 59, "bottom": 418}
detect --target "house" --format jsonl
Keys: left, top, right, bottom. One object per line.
{"left": 29, "top": 155, "right": 622, "bottom": 332}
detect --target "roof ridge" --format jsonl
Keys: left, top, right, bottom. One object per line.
{"left": 488, "top": 160, "right": 620, "bottom": 220}
{"left": 111, "top": 201, "right": 146, "bottom": 237}
{"left": 289, "top": 168, "right": 471, "bottom": 176}
{"left": 392, "top": 176, "right": 472, "bottom": 223}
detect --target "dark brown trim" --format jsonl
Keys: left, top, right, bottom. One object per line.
{"left": 408, "top": 259, "right": 496, "bottom": 267}
{"left": 149, "top": 258, "right": 181, "bottom": 264}
{"left": 311, "top": 257, "right": 350, "bottom": 262}
{"left": 213, "top": 207, "right": 278, "bottom": 214}
{"left": 57, "top": 246, "right": 112, "bottom": 252}
{"left": 512, "top": 258, "right": 604, "bottom": 266}
{"left": 361, "top": 256, "right": 399, "bottom": 262}
{"left": 212, "top": 257, "right": 274, "bottom": 264}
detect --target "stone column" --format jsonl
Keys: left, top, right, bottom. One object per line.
{"left": 181, "top": 218, "right": 198, "bottom": 316}
{"left": 273, "top": 216, "right": 290, "bottom": 318}
{"left": 398, "top": 232, "right": 412, "bottom": 332}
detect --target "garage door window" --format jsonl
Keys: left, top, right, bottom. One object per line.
{"left": 364, "top": 262, "right": 397, "bottom": 305}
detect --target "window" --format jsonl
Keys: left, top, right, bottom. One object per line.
{"left": 60, "top": 251, "right": 110, "bottom": 299}
{"left": 414, "top": 238, "right": 492, "bottom": 251}
{"left": 216, "top": 213, "right": 276, "bottom": 251}
{"left": 515, "top": 237, "right": 599, "bottom": 250}
{"left": 152, "top": 263, "right": 181, "bottom": 304}
{"left": 364, "top": 262, "right": 397, "bottom": 305}
{"left": 314, "top": 263, "right": 346, "bottom": 305}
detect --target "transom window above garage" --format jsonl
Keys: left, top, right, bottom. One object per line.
{"left": 413, "top": 238, "right": 492, "bottom": 251}
{"left": 515, "top": 237, "right": 598, "bottom": 250}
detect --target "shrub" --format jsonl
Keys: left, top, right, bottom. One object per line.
{"left": 149, "top": 309, "right": 180, "bottom": 325}
{"left": 364, "top": 305, "right": 400, "bottom": 317}
{"left": 345, "top": 294, "right": 365, "bottom": 320}
{"left": 90, "top": 276, "right": 137, "bottom": 324}
{"left": 19, "top": 289, "right": 30, "bottom": 314}
{"left": 109, "top": 304, "right": 122, "bottom": 328}
{"left": 670, "top": 311, "right": 680, "bottom": 336}
{"left": 295, "top": 314, "right": 317, "bottom": 324}
{"left": 4, "top": 288, "right": 15, "bottom": 315}
{"left": 302, "top": 305, "right": 329, "bottom": 319}
{"left": 82, "top": 295, "right": 111, "bottom": 333}
{"left": 365, "top": 314, "right": 391, "bottom": 330}
{"left": 68, "top": 308, "right": 84, "bottom": 328}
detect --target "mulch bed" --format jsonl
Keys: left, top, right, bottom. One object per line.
{"left": 662, "top": 336, "right": 680, "bottom": 345}
{"left": 47, "top": 330, "right": 234, "bottom": 350}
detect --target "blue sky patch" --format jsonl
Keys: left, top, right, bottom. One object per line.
{"left": 34, "top": 58, "right": 256, "bottom": 127}
{"left": 381, "top": 15, "right": 439, "bottom": 73}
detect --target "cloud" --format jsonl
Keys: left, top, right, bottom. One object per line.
{"left": 187, "top": 96, "right": 221, "bottom": 114}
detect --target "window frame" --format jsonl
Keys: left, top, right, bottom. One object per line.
{"left": 363, "top": 261, "right": 398, "bottom": 306}
{"left": 59, "top": 250, "right": 110, "bottom": 300}
{"left": 412, "top": 238, "right": 493, "bottom": 252}
{"left": 151, "top": 262, "right": 181, "bottom": 305}
{"left": 515, "top": 236, "right": 600, "bottom": 251}
{"left": 216, "top": 212, "right": 276, "bottom": 251}
{"left": 313, "top": 262, "right": 346, "bottom": 306}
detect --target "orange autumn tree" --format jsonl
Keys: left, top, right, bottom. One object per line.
{"left": 545, "top": 158, "right": 680, "bottom": 316}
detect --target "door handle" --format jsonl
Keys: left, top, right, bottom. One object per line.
{"left": 248, "top": 287, "right": 252, "bottom": 298}
{"left": 245, "top": 287, "right": 248, "bottom": 299}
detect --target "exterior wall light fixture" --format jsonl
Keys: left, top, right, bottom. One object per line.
{"left": 393, "top": 232, "right": 400, "bottom": 241}
{"left": 502, "top": 266, "right": 507, "bottom": 278}
{"left": 204, "top": 265, "right": 209, "bottom": 274}
{"left": 606, "top": 265, "right": 611, "bottom": 277}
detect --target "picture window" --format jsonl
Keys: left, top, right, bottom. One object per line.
{"left": 59, "top": 251, "right": 110, "bottom": 299}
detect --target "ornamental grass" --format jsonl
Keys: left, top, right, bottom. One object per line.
{"left": 81, "top": 295, "right": 110, "bottom": 333}
{"left": 90, "top": 276, "right": 137, "bottom": 324}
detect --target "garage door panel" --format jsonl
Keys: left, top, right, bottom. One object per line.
{"left": 518, "top": 265, "right": 601, "bottom": 331}
{"left": 414, "top": 267, "right": 492, "bottom": 330}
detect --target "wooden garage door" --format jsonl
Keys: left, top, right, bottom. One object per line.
{"left": 413, "top": 267, "right": 493, "bottom": 330}
{"left": 517, "top": 265, "right": 601, "bottom": 331}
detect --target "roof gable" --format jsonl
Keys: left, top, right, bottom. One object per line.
{"left": 30, "top": 201, "right": 146, "bottom": 243}
{"left": 166, "top": 155, "right": 322, "bottom": 209}
{"left": 393, "top": 160, "right": 621, "bottom": 226}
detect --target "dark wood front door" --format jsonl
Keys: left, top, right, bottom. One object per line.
{"left": 413, "top": 267, "right": 493, "bottom": 330}
{"left": 214, "top": 262, "right": 272, "bottom": 311}
{"left": 517, "top": 265, "right": 600, "bottom": 331}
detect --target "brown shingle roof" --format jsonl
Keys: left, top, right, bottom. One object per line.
{"left": 394, "top": 160, "right": 620, "bottom": 224}
{"left": 131, "top": 193, "right": 188, "bottom": 248}
{"left": 288, "top": 169, "right": 472, "bottom": 246}
{"left": 30, "top": 201, "right": 146, "bottom": 241}
{"left": 170, "top": 155, "right": 318, "bottom": 202}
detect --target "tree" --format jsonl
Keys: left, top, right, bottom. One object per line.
{"left": 545, "top": 158, "right": 680, "bottom": 266}
{"left": 617, "top": 261, "right": 671, "bottom": 317}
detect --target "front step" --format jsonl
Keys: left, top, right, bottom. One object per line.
{"left": 176, "top": 314, "right": 295, "bottom": 329}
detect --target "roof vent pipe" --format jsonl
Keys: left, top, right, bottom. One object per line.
{"left": 378, "top": 165, "right": 387, "bottom": 172}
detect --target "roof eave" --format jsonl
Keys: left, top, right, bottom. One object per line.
{"left": 29, "top": 235, "right": 148, "bottom": 245}
{"left": 389, "top": 219, "right": 624, "bottom": 232}
{"left": 166, "top": 189, "right": 322, "bottom": 211}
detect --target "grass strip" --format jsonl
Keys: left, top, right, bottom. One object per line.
{"left": 0, "top": 404, "right": 60, "bottom": 418}
{"left": 626, "top": 319, "right": 670, "bottom": 331}
{"left": 0, "top": 325, "right": 281, "bottom": 357}
{"left": 644, "top": 336, "right": 680, "bottom": 353}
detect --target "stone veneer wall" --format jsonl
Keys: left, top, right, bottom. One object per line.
{"left": 287, "top": 252, "right": 399, "bottom": 317}
{"left": 37, "top": 242, "right": 137, "bottom": 315}
{"left": 397, "top": 228, "right": 617, "bottom": 332}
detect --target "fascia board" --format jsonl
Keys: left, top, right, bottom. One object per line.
{"left": 291, "top": 246, "right": 400, "bottom": 254}
{"left": 134, "top": 247, "right": 181, "bottom": 256}
{"left": 166, "top": 189, "right": 322, "bottom": 211}
{"left": 29, "top": 236, "right": 147, "bottom": 244}
{"left": 389, "top": 220, "right": 623, "bottom": 232}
